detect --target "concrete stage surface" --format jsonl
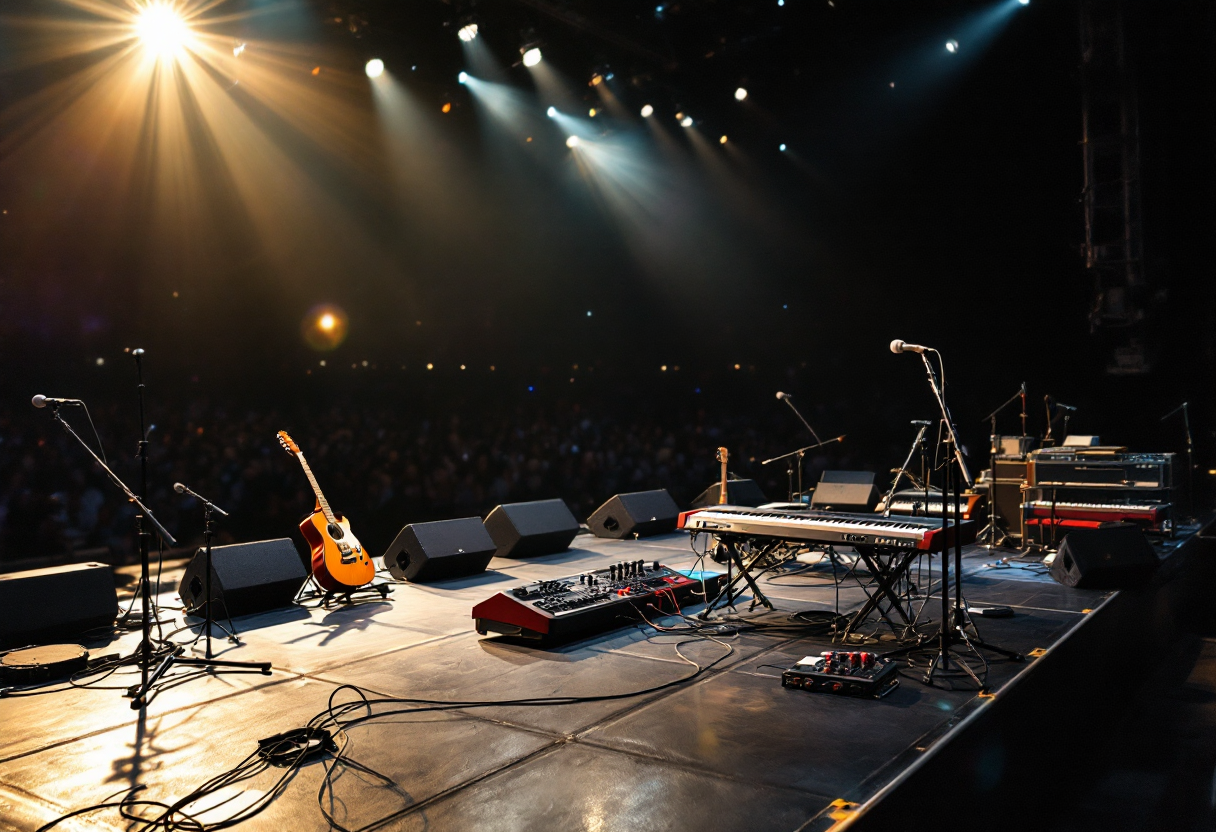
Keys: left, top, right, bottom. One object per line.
{"left": 0, "top": 526, "right": 1197, "bottom": 832}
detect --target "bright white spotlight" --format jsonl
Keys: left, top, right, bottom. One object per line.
{"left": 522, "top": 47, "right": 542, "bottom": 67}
{"left": 680, "top": 115, "right": 693, "bottom": 127}
{"left": 1018, "top": 0, "right": 1029, "bottom": 4}
{"left": 640, "top": 104, "right": 654, "bottom": 117}
{"left": 945, "top": 39, "right": 959, "bottom": 53}
{"left": 566, "top": 135, "right": 581, "bottom": 148}
{"left": 546, "top": 106, "right": 557, "bottom": 118}
{"left": 135, "top": 3, "right": 190, "bottom": 58}
{"left": 458, "top": 23, "right": 479, "bottom": 42}
{"left": 458, "top": 71, "right": 469, "bottom": 84}
{"left": 365, "top": 58, "right": 385, "bottom": 78}
{"left": 779, "top": 143, "right": 788, "bottom": 151}
{"left": 734, "top": 87, "right": 748, "bottom": 101}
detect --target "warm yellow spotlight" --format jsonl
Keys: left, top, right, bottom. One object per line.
{"left": 134, "top": 3, "right": 191, "bottom": 59}
{"left": 566, "top": 135, "right": 581, "bottom": 148}
{"left": 303, "top": 305, "right": 349, "bottom": 351}
{"left": 719, "top": 135, "right": 728, "bottom": 144}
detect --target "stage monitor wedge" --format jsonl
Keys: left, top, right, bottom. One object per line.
{"left": 810, "top": 471, "right": 877, "bottom": 512}
{"left": 1050, "top": 524, "right": 1158, "bottom": 589}
{"left": 178, "top": 538, "right": 308, "bottom": 617}
{"left": 691, "top": 479, "right": 767, "bottom": 509}
{"left": 0, "top": 562, "right": 117, "bottom": 646}
{"left": 587, "top": 490, "right": 680, "bottom": 539}
{"left": 484, "top": 499, "right": 580, "bottom": 559}
{"left": 386, "top": 517, "right": 496, "bottom": 582}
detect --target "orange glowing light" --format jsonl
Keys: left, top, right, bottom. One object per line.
{"left": 442, "top": 102, "right": 452, "bottom": 113}
{"left": 312, "top": 66, "right": 321, "bottom": 76}
{"left": 303, "top": 305, "right": 348, "bottom": 351}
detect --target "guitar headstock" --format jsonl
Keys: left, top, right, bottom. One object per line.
{"left": 716, "top": 446, "right": 729, "bottom": 463}
{"left": 277, "top": 430, "right": 301, "bottom": 456}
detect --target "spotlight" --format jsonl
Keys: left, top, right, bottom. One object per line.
{"left": 945, "top": 39, "right": 959, "bottom": 53}
{"left": 680, "top": 115, "right": 693, "bottom": 127}
{"left": 547, "top": 106, "right": 557, "bottom": 118}
{"left": 779, "top": 143, "right": 787, "bottom": 151}
{"left": 365, "top": 58, "right": 385, "bottom": 78}
{"left": 719, "top": 135, "right": 728, "bottom": 144}
{"left": 589, "top": 108, "right": 597, "bottom": 117}
{"left": 1018, "top": 0, "right": 1029, "bottom": 4}
{"left": 566, "top": 135, "right": 581, "bottom": 148}
{"left": 319, "top": 313, "right": 336, "bottom": 332}
{"left": 134, "top": 3, "right": 190, "bottom": 58}
{"left": 734, "top": 87, "right": 748, "bottom": 101}
{"left": 232, "top": 42, "right": 246, "bottom": 57}
{"left": 590, "top": 73, "right": 603, "bottom": 86}
{"left": 458, "top": 22, "right": 479, "bottom": 42}
{"left": 458, "top": 71, "right": 469, "bottom": 84}
{"left": 640, "top": 104, "right": 654, "bottom": 117}
{"left": 522, "top": 47, "right": 542, "bottom": 67}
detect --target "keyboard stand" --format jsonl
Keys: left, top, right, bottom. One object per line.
{"left": 698, "top": 537, "right": 778, "bottom": 618}
{"left": 841, "top": 547, "right": 921, "bottom": 639}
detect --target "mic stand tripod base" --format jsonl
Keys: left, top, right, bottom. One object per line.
{"left": 127, "top": 646, "right": 272, "bottom": 710}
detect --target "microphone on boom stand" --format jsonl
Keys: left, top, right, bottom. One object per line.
{"left": 775, "top": 390, "right": 823, "bottom": 445}
{"left": 31, "top": 395, "right": 84, "bottom": 408}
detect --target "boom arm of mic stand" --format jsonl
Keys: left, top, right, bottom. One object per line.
{"left": 780, "top": 397, "right": 822, "bottom": 446}
{"left": 919, "top": 352, "right": 974, "bottom": 489}
{"left": 980, "top": 386, "right": 1026, "bottom": 424}
{"left": 761, "top": 435, "right": 845, "bottom": 466}
{"left": 51, "top": 408, "right": 176, "bottom": 546}
{"left": 882, "top": 426, "right": 928, "bottom": 516}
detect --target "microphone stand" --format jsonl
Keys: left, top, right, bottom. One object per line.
{"left": 1161, "top": 403, "right": 1194, "bottom": 521}
{"left": 977, "top": 385, "right": 1026, "bottom": 549}
{"left": 123, "top": 352, "right": 269, "bottom": 709}
{"left": 882, "top": 424, "right": 929, "bottom": 517}
{"left": 762, "top": 436, "right": 845, "bottom": 504}
{"left": 883, "top": 350, "right": 1021, "bottom": 689}
{"left": 778, "top": 394, "right": 823, "bottom": 445}
{"left": 176, "top": 484, "right": 249, "bottom": 662}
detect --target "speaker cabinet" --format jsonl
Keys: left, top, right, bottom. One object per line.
{"left": 0, "top": 562, "right": 117, "bottom": 646}
{"left": 385, "top": 518, "right": 497, "bottom": 582}
{"left": 1050, "top": 524, "right": 1158, "bottom": 589}
{"left": 587, "top": 490, "right": 680, "bottom": 539}
{"left": 483, "top": 499, "right": 580, "bottom": 559}
{"left": 810, "top": 471, "right": 877, "bottom": 511}
{"left": 691, "top": 479, "right": 768, "bottom": 509}
{"left": 178, "top": 538, "right": 308, "bottom": 617}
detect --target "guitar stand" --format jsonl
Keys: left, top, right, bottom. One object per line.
{"left": 698, "top": 538, "right": 778, "bottom": 618}
{"left": 297, "top": 575, "right": 393, "bottom": 610}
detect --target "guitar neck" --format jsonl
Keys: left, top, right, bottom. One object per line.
{"left": 296, "top": 455, "right": 337, "bottom": 524}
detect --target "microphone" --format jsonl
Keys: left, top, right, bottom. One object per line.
{"left": 173, "top": 482, "right": 187, "bottom": 494}
{"left": 776, "top": 391, "right": 792, "bottom": 401}
{"left": 131, "top": 348, "right": 145, "bottom": 356}
{"left": 910, "top": 420, "right": 932, "bottom": 426}
{"left": 31, "top": 395, "right": 82, "bottom": 409}
{"left": 1055, "top": 403, "right": 1077, "bottom": 412}
{"left": 890, "top": 339, "right": 929, "bottom": 355}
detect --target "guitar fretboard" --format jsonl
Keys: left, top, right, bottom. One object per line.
{"left": 296, "top": 454, "right": 336, "bottom": 524}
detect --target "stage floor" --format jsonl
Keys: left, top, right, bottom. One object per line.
{"left": 0, "top": 529, "right": 1193, "bottom": 831}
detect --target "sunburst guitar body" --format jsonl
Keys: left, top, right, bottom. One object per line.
{"left": 278, "top": 431, "right": 375, "bottom": 592}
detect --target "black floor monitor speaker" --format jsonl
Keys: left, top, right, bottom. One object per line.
{"left": 483, "top": 499, "right": 580, "bottom": 558}
{"left": 587, "top": 490, "right": 680, "bottom": 539}
{"left": 1050, "top": 524, "right": 1159, "bottom": 589}
{"left": 810, "top": 471, "right": 877, "bottom": 511}
{"left": 178, "top": 538, "right": 308, "bottom": 617}
{"left": 385, "top": 517, "right": 497, "bottom": 582}
{"left": 0, "top": 562, "right": 117, "bottom": 646}
{"left": 691, "top": 479, "right": 768, "bottom": 509}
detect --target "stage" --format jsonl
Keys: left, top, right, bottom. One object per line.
{"left": 0, "top": 522, "right": 1203, "bottom": 832}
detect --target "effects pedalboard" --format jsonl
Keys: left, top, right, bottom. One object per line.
{"left": 782, "top": 651, "right": 900, "bottom": 699}
{"left": 472, "top": 561, "right": 725, "bottom": 644}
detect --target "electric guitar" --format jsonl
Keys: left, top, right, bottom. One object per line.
{"left": 277, "top": 431, "right": 375, "bottom": 592}
{"left": 716, "top": 446, "right": 729, "bottom": 504}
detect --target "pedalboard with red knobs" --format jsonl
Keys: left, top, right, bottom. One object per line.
{"left": 781, "top": 651, "right": 900, "bottom": 699}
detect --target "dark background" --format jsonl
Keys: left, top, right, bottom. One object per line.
{"left": 0, "top": 0, "right": 1211, "bottom": 561}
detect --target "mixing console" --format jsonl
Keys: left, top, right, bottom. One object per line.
{"left": 473, "top": 561, "right": 724, "bottom": 643}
